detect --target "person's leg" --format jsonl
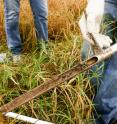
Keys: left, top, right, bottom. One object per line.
{"left": 4, "top": 0, "right": 22, "bottom": 55}
{"left": 94, "top": 12, "right": 117, "bottom": 124}
{"left": 94, "top": 53, "right": 117, "bottom": 124}
{"left": 81, "top": 10, "right": 117, "bottom": 124}
{"left": 29, "top": 0, "right": 48, "bottom": 41}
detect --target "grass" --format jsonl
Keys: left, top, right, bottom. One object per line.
{"left": 0, "top": 41, "right": 95, "bottom": 124}
{"left": 0, "top": 0, "right": 96, "bottom": 123}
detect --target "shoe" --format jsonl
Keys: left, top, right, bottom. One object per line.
{"left": 0, "top": 53, "right": 7, "bottom": 63}
{"left": 0, "top": 53, "right": 22, "bottom": 64}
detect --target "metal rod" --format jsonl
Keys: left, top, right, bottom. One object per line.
{"left": 96, "top": 43, "right": 117, "bottom": 62}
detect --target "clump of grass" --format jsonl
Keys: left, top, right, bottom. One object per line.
{"left": 0, "top": 39, "right": 94, "bottom": 124}
{"left": 49, "top": 0, "right": 86, "bottom": 39}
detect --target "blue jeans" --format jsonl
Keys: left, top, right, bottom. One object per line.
{"left": 82, "top": 2, "right": 117, "bottom": 124}
{"left": 4, "top": 0, "right": 48, "bottom": 55}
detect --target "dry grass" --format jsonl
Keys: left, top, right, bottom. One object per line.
{"left": 0, "top": 1, "right": 5, "bottom": 41}
{"left": 0, "top": 0, "right": 86, "bottom": 41}
{"left": 48, "top": 0, "right": 86, "bottom": 39}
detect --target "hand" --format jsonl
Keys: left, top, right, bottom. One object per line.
{"left": 92, "top": 33, "right": 113, "bottom": 49}
{"left": 79, "top": 14, "right": 113, "bottom": 49}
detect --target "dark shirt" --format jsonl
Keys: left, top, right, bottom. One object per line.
{"left": 105, "top": 0, "right": 117, "bottom": 4}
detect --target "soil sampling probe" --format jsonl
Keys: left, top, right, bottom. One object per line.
{"left": 0, "top": 34, "right": 117, "bottom": 123}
